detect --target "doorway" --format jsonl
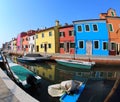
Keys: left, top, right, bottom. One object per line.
{"left": 86, "top": 41, "right": 92, "bottom": 55}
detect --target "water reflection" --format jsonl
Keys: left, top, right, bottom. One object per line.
{"left": 10, "top": 56, "right": 120, "bottom": 102}
{"left": 16, "top": 60, "right": 119, "bottom": 84}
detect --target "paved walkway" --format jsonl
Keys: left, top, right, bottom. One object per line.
{"left": 0, "top": 68, "right": 39, "bottom": 102}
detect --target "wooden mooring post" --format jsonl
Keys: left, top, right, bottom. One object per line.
{"left": 104, "top": 77, "right": 120, "bottom": 102}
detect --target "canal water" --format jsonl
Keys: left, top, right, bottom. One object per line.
{"left": 10, "top": 56, "right": 120, "bottom": 102}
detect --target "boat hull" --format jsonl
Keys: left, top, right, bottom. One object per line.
{"left": 56, "top": 59, "right": 95, "bottom": 69}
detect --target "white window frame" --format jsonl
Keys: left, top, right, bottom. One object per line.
{"left": 108, "top": 23, "right": 114, "bottom": 32}
{"left": 102, "top": 41, "right": 108, "bottom": 50}
{"left": 78, "top": 40, "right": 84, "bottom": 49}
{"left": 92, "top": 24, "right": 98, "bottom": 32}
{"left": 77, "top": 25, "right": 83, "bottom": 32}
{"left": 93, "top": 40, "right": 100, "bottom": 50}
{"left": 85, "top": 24, "right": 90, "bottom": 32}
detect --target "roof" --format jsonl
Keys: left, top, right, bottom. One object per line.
{"left": 36, "top": 26, "right": 54, "bottom": 33}
{"left": 59, "top": 24, "right": 73, "bottom": 29}
{"left": 73, "top": 19, "right": 106, "bottom": 23}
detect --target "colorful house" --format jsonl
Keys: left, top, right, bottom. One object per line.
{"left": 27, "top": 30, "right": 36, "bottom": 53}
{"left": 35, "top": 20, "right": 60, "bottom": 54}
{"left": 100, "top": 8, "right": 120, "bottom": 55}
{"left": 73, "top": 19, "right": 109, "bottom": 56}
{"left": 59, "top": 24, "right": 74, "bottom": 54}
{"left": 21, "top": 32, "right": 28, "bottom": 52}
{"left": 13, "top": 38, "right": 17, "bottom": 51}
{"left": 17, "top": 32, "right": 26, "bottom": 51}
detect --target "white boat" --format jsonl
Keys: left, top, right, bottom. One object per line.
{"left": 55, "top": 59, "right": 95, "bottom": 69}
{"left": 48, "top": 80, "right": 83, "bottom": 97}
{"left": 17, "top": 53, "right": 51, "bottom": 62}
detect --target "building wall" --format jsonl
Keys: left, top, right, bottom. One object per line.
{"left": 107, "top": 18, "right": 120, "bottom": 55}
{"left": 17, "top": 34, "right": 21, "bottom": 51}
{"left": 22, "top": 35, "right": 29, "bottom": 52}
{"left": 74, "top": 20, "right": 109, "bottom": 56}
{"left": 36, "top": 28, "right": 56, "bottom": 53}
{"left": 28, "top": 35, "right": 35, "bottom": 53}
{"left": 59, "top": 26, "right": 74, "bottom": 54}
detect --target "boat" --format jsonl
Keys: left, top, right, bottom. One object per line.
{"left": 55, "top": 59, "right": 95, "bottom": 69}
{"left": 17, "top": 53, "right": 51, "bottom": 62}
{"left": 48, "top": 80, "right": 83, "bottom": 97}
{"left": 8, "top": 61, "right": 41, "bottom": 88}
{"left": 60, "top": 84, "right": 85, "bottom": 102}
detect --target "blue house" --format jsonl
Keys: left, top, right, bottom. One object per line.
{"left": 73, "top": 19, "right": 109, "bottom": 56}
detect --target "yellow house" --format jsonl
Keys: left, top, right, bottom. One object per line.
{"left": 35, "top": 20, "right": 60, "bottom": 54}
{"left": 13, "top": 38, "right": 17, "bottom": 51}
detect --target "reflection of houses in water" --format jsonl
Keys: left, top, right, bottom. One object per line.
{"left": 55, "top": 69, "right": 74, "bottom": 83}
{"left": 30, "top": 63, "right": 56, "bottom": 81}
{"left": 76, "top": 71, "right": 117, "bottom": 80}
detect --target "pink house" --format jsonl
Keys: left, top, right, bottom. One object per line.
{"left": 17, "top": 32, "right": 27, "bottom": 51}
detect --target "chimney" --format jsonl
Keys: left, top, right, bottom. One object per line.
{"left": 55, "top": 20, "right": 59, "bottom": 26}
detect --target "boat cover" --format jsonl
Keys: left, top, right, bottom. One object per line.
{"left": 48, "top": 80, "right": 82, "bottom": 97}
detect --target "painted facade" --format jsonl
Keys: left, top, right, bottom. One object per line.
{"left": 59, "top": 25, "right": 74, "bottom": 54}
{"left": 73, "top": 19, "right": 109, "bottom": 56}
{"left": 21, "top": 32, "right": 28, "bottom": 52}
{"left": 17, "top": 34, "right": 21, "bottom": 51}
{"left": 27, "top": 30, "right": 36, "bottom": 53}
{"left": 16, "top": 32, "right": 26, "bottom": 51}
{"left": 100, "top": 8, "right": 120, "bottom": 55}
{"left": 36, "top": 20, "right": 60, "bottom": 54}
{"left": 13, "top": 38, "right": 17, "bottom": 51}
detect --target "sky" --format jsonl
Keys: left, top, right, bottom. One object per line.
{"left": 0, "top": 0, "right": 120, "bottom": 48}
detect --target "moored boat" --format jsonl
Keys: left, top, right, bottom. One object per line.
{"left": 17, "top": 53, "right": 51, "bottom": 62}
{"left": 9, "top": 62, "right": 41, "bottom": 88}
{"left": 55, "top": 59, "right": 95, "bottom": 69}
{"left": 48, "top": 80, "right": 83, "bottom": 97}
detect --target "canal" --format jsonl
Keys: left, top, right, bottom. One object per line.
{"left": 10, "top": 56, "right": 120, "bottom": 102}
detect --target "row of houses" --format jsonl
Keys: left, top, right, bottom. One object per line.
{"left": 2, "top": 8, "right": 120, "bottom": 56}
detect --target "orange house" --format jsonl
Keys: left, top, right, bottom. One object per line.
{"left": 21, "top": 32, "right": 29, "bottom": 52}
{"left": 100, "top": 8, "right": 120, "bottom": 55}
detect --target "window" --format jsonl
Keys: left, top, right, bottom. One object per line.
{"left": 111, "top": 42, "right": 116, "bottom": 50}
{"left": 60, "top": 43, "right": 64, "bottom": 48}
{"left": 111, "top": 11, "right": 114, "bottom": 16}
{"left": 48, "top": 44, "right": 51, "bottom": 48}
{"left": 93, "top": 24, "right": 98, "bottom": 31}
{"left": 78, "top": 25, "right": 82, "bottom": 32}
{"left": 40, "top": 44, "right": 43, "bottom": 48}
{"left": 79, "top": 41, "right": 84, "bottom": 48}
{"left": 94, "top": 41, "right": 99, "bottom": 49}
{"left": 49, "top": 32, "right": 52, "bottom": 36}
{"left": 42, "top": 33, "right": 44, "bottom": 38}
{"left": 26, "top": 45, "right": 28, "bottom": 48}
{"left": 103, "top": 42, "right": 108, "bottom": 50}
{"left": 26, "top": 38, "right": 28, "bottom": 41}
{"left": 36, "top": 34, "right": 38, "bottom": 39}
{"left": 69, "top": 30, "right": 74, "bottom": 36}
{"left": 70, "top": 43, "right": 75, "bottom": 48}
{"left": 85, "top": 25, "right": 90, "bottom": 31}
{"left": 59, "top": 32, "right": 65, "bottom": 37}
{"left": 108, "top": 24, "right": 113, "bottom": 32}
{"left": 36, "top": 45, "right": 39, "bottom": 52}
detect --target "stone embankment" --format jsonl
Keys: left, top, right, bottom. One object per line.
{"left": 4, "top": 50, "right": 120, "bottom": 65}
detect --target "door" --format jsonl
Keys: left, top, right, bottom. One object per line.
{"left": 66, "top": 42, "right": 70, "bottom": 53}
{"left": 86, "top": 41, "right": 92, "bottom": 55}
{"left": 64, "top": 42, "right": 70, "bottom": 53}
{"left": 44, "top": 44, "right": 47, "bottom": 53}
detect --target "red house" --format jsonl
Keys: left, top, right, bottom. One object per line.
{"left": 59, "top": 24, "right": 74, "bottom": 54}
